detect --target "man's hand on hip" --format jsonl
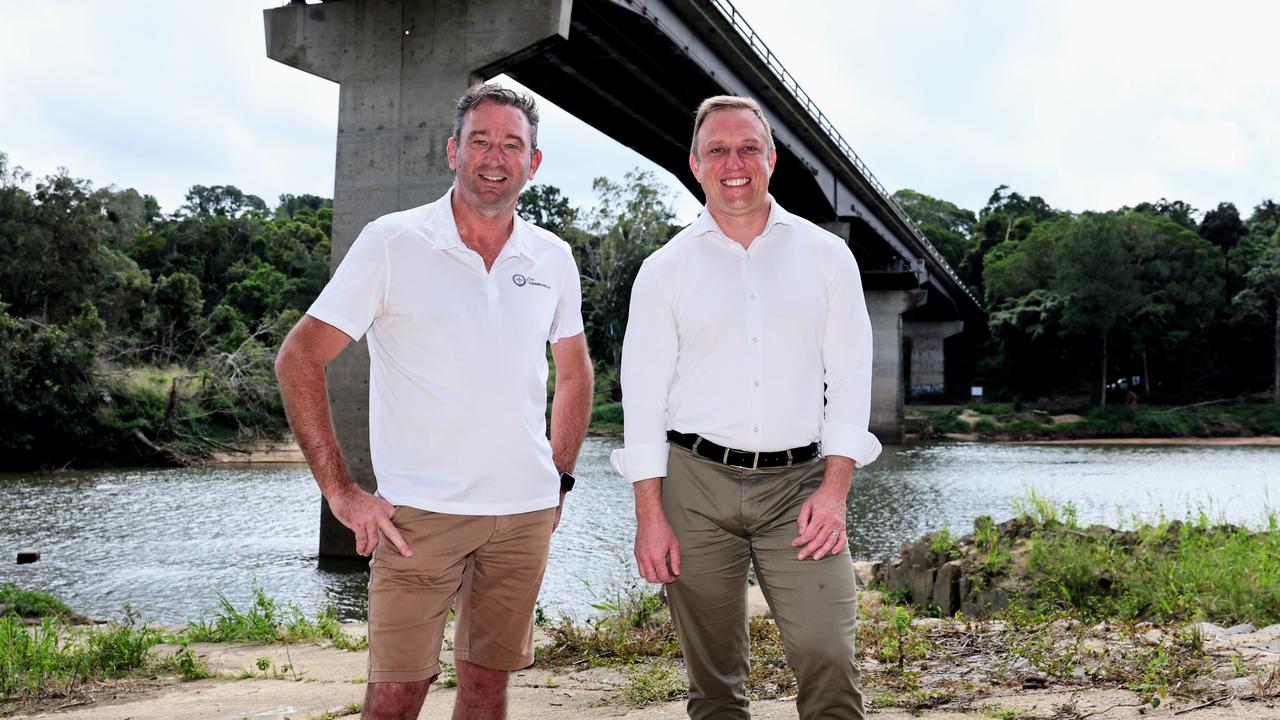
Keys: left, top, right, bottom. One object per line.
{"left": 329, "top": 485, "right": 413, "bottom": 557}
{"left": 793, "top": 455, "right": 855, "bottom": 561}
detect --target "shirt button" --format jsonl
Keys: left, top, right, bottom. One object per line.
{"left": 753, "top": 426, "right": 759, "bottom": 433}
{"left": 749, "top": 293, "right": 757, "bottom": 299}
{"left": 754, "top": 381, "right": 760, "bottom": 387}
{"left": 752, "top": 336, "right": 758, "bottom": 343}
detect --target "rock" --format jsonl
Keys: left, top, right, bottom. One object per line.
{"left": 1246, "top": 642, "right": 1280, "bottom": 654}
{"left": 1021, "top": 671, "right": 1050, "bottom": 689}
{"left": 906, "top": 540, "right": 936, "bottom": 606}
{"left": 885, "top": 559, "right": 909, "bottom": 595}
{"left": 1255, "top": 624, "right": 1280, "bottom": 639}
{"left": 1221, "top": 623, "right": 1257, "bottom": 637}
{"left": 851, "top": 560, "right": 877, "bottom": 588}
{"left": 932, "top": 561, "right": 962, "bottom": 616}
{"left": 16, "top": 548, "right": 39, "bottom": 564}
{"left": 1187, "top": 621, "right": 1226, "bottom": 639}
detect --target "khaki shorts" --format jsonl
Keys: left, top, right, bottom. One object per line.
{"left": 366, "top": 506, "right": 556, "bottom": 683}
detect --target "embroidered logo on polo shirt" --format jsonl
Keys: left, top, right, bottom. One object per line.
{"left": 512, "top": 273, "right": 550, "bottom": 290}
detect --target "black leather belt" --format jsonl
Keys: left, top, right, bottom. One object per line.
{"left": 667, "top": 431, "right": 819, "bottom": 469}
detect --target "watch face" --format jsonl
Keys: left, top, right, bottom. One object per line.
{"left": 559, "top": 472, "right": 576, "bottom": 492}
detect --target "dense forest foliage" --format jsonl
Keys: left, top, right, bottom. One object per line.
{"left": 892, "top": 187, "right": 1280, "bottom": 408}
{"left": 0, "top": 147, "right": 1276, "bottom": 468}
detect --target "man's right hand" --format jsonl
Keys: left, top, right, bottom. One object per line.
{"left": 329, "top": 486, "right": 413, "bottom": 557}
{"left": 634, "top": 513, "right": 681, "bottom": 584}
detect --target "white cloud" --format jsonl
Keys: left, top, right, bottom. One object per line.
{"left": 1152, "top": 117, "right": 1248, "bottom": 175}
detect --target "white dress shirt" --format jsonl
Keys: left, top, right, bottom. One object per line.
{"left": 308, "top": 189, "right": 584, "bottom": 514}
{"left": 610, "top": 197, "right": 882, "bottom": 483}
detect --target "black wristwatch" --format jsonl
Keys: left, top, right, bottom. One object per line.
{"left": 559, "top": 471, "right": 576, "bottom": 493}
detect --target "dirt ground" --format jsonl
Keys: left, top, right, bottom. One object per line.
{"left": 9, "top": 620, "right": 1280, "bottom": 720}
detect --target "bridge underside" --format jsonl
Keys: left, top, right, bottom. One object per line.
{"left": 265, "top": 0, "right": 976, "bottom": 556}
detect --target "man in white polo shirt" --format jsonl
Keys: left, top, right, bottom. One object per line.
{"left": 612, "top": 95, "right": 881, "bottom": 719}
{"left": 276, "top": 83, "right": 593, "bottom": 720}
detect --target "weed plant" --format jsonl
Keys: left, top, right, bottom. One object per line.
{"left": 184, "top": 586, "right": 366, "bottom": 650}
{"left": 534, "top": 582, "right": 679, "bottom": 667}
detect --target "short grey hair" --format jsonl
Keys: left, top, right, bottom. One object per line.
{"left": 690, "top": 95, "right": 775, "bottom": 157}
{"left": 451, "top": 83, "right": 541, "bottom": 151}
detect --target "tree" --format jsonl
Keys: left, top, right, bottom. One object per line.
{"left": 1132, "top": 198, "right": 1198, "bottom": 231}
{"left": 985, "top": 212, "right": 1223, "bottom": 406}
{"left": 1233, "top": 228, "right": 1280, "bottom": 405}
{"left": 518, "top": 184, "right": 578, "bottom": 237}
{"left": 1199, "top": 202, "right": 1248, "bottom": 253}
{"left": 570, "top": 171, "right": 679, "bottom": 383}
{"left": 892, "top": 188, "right": 975, "bottom": 272}
{"left": 181, "top": 185, "right": 267, "bottom": 218}
{"left": 968, "top": 185, "right": 1059, "bottom": 297}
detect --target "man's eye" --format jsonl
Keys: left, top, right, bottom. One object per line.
{"left": 473, "top": 139, "right": 488, "bottom": 147}
{"left": 709, "top": 147, "right": 724, "bottom": 154}
{"left": 743, "top": 146, "right": 758, "bottom": 153}
{"left": 505, "top": 144, "right": 520, "bottom": 151}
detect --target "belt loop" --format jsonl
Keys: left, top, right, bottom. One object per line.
{"left": 692, "top": 436, "right": 703, "bottom": 454}
{"left": 751, "top": 451, "right": 760, "bottom": 470}
{"left": 785, "top": 449, "right": 793, "bottom": 467}
{"left": 722, "top": 447, "right": 730, "bottom": 464}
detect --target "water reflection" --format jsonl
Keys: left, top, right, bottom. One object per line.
{"left": 1, "top": 438, "right": 1276, "bottom": 624}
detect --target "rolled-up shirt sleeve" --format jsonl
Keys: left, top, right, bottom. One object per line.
{"left": 610, "top": 262, "right": 677, "bottom": 482}
{"left": 820, "top": 246, "right": 883, "bottom": 467}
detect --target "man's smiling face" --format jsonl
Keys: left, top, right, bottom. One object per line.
{"left": 447, "top": 101, "right": 542, "bottom": 213}
{"left": 689, "top": 107, "right": 777, "bottom": 220}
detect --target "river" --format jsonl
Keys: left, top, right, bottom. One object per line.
{"left": 1, "top": 437, "right": 1276, "bottom": 624}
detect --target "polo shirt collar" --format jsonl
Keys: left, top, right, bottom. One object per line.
{"left": 427, "top": 187, "right": 532, "bottom": 259}
{"left": 688, "top": 194, "right": 796, "bottom": 241}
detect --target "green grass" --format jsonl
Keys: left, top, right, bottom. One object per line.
{"left": 971, "top": 494, "right": 1280, "bottom": 626}
{"left": 184, "top": 586, "right": 366, "bottom": 650}
{"left": 0, "top": 615, "right": 165, "bottom": 700}
{"left": 920, "top": 402, "right": 1280, "bottom": 440}
{"left": 0, "top": 584, "right": 80, "bottom": 621}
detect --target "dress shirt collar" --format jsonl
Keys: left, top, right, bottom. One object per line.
{"left": 427, "top": 187, "right": 533, "bottom": 259}
{"left": 686, "top": 194, "right": 796, "bottom": 243}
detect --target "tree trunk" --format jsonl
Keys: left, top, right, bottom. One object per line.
{"left": 1274, "top": 296, "right": 1279, "bottom": 407}
{"left": 1142, "top": 351, "right": 1151, "bottom": 396}
{"left": 1100, "top": 333, "right": 1109, "bottom": 411}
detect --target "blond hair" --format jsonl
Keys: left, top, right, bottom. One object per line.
{"left": 690, "top": 95, "right": 775, "bottom": 157}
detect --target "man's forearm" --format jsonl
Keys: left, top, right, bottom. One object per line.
{"left": 276, "top": 354, "right": 356, "bottom": 500}
{"left": 820, "top": 454, "right": 856, "bottom": 497}
{"left": 550, "top": 374, "right": 593, "bottom": 473}
{"left": 633, "top": 477, "right": 665, "bottom": 520}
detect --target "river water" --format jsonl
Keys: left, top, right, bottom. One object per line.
{"left": 1, "top": 437, "right": 1276, "bottom": 624}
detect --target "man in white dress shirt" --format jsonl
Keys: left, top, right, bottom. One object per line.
{"left": 276, "top": 84, "right": 593, "bottom": 720}
{"left": 612, "top": 95, "right": 881, "bottom": 720}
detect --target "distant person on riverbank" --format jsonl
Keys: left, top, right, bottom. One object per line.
{"left": 275, "top": 83, "right": 593, "bottom": 720}
{"left": 611, "top": 95, "right": 881, "bottom": 720}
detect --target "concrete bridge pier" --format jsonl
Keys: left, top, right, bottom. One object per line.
{"left": 866, "top": 289, "right": 927, "bottom": 443}
{"left": 265, "top": 0, "right": 570, "bottom": 557}
{"left": 903, "top": 320, "right": 965, "bottom": 396}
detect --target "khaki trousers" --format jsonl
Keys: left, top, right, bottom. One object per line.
{"left": 663, "top": 445, "right": 864, "bottom": 720}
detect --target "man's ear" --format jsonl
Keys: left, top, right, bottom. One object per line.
{"left": 446, "top": 136, "right": 458, "bottom": 172}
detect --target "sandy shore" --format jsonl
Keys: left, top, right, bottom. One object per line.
{"left": 10, "top": 626, "right": 1279, "bottom": 720}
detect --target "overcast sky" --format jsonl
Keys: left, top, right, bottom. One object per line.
{"left": 1, "top": 1, "right": 1276, "bottom": 223}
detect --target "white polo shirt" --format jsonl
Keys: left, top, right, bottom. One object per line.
{"left": 307, "top": 189, "right": 584, "bottom": 515}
